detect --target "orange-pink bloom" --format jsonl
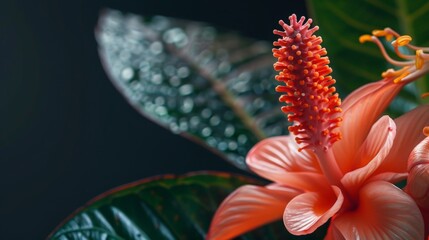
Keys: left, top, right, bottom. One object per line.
{"left": 207, "top": 15, "right": 429, "bottom": 240}
{"left": 406, "top": 129, "right": 429, "bottom": 238}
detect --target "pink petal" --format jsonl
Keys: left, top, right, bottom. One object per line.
{"left": 375, "top": 105, "right": 429, "bottom": 175}
{"left": 246, "top": 136, "right": 326, "bottom": 191}
{"left": 333, "top": 79, "right": 404, "bottom": 172}
{"left": 332, "top": 181, "right": 424, "bottom": 239}
{"left": 207, "top": 184, "right": 301, "bottom": 240}
{"left": 407, "top": 137, "right": 429, "bottom": 208}
{"left": 284, "top": 186, "right": 343, "bottom": 235}
{"left": 341, "top": 116, "right": 396, "bottom": 191}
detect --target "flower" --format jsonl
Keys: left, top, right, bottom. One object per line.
{"left": 207, "top": 14, "right": 429, "bottom": 240}
{"left": 406, "top": 127, "right": 429, "bottom": 238}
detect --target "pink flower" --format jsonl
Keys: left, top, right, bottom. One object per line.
{"left": 207, "top": 15, "right": 429, "bottom": 239}
{"left": 406, "top": 128, "right": 429, "bottom": 238}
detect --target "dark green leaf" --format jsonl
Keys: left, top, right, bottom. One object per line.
{"left": 307, "top": 0, "right": 429, "bottom": 116}
{"left": 96, "top": 10, "right": 290, "bottom": 170}
{"left": 49, "top": 172, "right": 326, "bottom": 239}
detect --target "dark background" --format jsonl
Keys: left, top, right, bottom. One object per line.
{"left": 1, "top": 1, "right": 306, "bottom": 239}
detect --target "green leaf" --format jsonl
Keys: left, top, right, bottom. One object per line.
{"left": 96, "top": 10, "right": 289, "bottom": 171}
{"left": 307, "top": 0, "right": 429, "bottom": 116}
{"left": 49, "top": 172, "right": 326, "bottom": 240}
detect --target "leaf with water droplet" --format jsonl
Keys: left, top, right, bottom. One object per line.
{"left": 97, "top": 10, "right": 290, "bottom": 170}
{"left": 49, "top": 172, "right": 322, "bottom": 239}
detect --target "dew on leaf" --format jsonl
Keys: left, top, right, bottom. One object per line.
{"left": 217, "top": 61, "right": 231, "bottom": 75}
{"left": 201, "top": 108, "right": 212, "bottom": 119}
{"left": 206, "top": 137, "right": 217, "bottom": 147}
{"left": 209, "top": 115, "right": 220, "bottom": 126}
{"left": 150, "top": 74, "right": 163, "bottom": 85}
{"left": 179, "top": 84, "right": 193, "bottom": 96}
{"left": 169, "top": 76, "right": 181, "bottom": 87}
{"left": 201, "top": 127, "right": 212, "bottom": 137}
{"left": 121, "top": 67, "right": 134, "bottom": 80}
{"left": 228, "top": 141, "right": 238, "bottom": 150}
{"left": 149, "top": 41, "right": 163, "bottom": 55}
{"left": 224, "top": 125, "right": 235, "bottom": 137}
{"left": 163, "top": 28, "right": 188, "bottom": 48}
{"left": 169, "top": 122, "right": 180, "bottom": 133}
{"left": 181, "top": 98, "right": 194, "bottom": 113}
{"left": 163, "top": 65, "right": 176, "bottom": 77}
{"left": 238, "top": 134, "right": 248, "bottom": 144}
{"left": 190, "top": 116, "right": 200, "bottom": 127}
{"left": 154, "top": 96, "right": 165, "bottom": 105}
{"left": 179, "top": 121, "right": 188, "bottom": 131}
{"left": 177, "top": 66, "right": 190, "bottom": 78}
{"left": 155, "top": 106, "right": 167, "bottom": 116}
{"left": 218, "top": 142, "right": 228, "bottom": 151}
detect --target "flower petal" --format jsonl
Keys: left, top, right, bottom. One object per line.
{"left": 207, "top": 184, "right": 301, "bottom": 240}
{"left": 246, "top": 136, "right": 326, "bottom": 191}
{"left": 333, "top": 79, "right": 404, "bottom": 172}
{"left": 376, "top": 105, "right": 429, "bottom": 175}
{"left": 332, "top": 181, "right": 424, "bottom": 240}
{"left": 284, "top": 186, "right": 343, "bottom": 235}
{"left": 407, "top": 137, "right": 429, "bottom": 208}
{"left": 341, "top": 116, "right": 396, "bottom": 191}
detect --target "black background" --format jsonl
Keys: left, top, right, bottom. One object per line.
{"left": 1, "top": 1, "right": 306, "bottom": 239}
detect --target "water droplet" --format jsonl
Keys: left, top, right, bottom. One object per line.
{"left": 190, "top": 116, "right": 200, "bottom": 127}
{"left": 179, "top": 121, "right": 188, "bottom": 131}
{"left": 209, "top": 115, "right": 221, "bottom": 126}
{"left": 164, "top": 65, "right": 176, "bottom": 77}
{"left": 181, "top": 98, "right": 194, "bottom": 113}
{"left": 155, "top": 106, "right": 167, "bottom": 116}
{"left": 169, "top": 76, "right": 181, "bottom": 87}
{"left": 238, "top": 134, "right": 248, "bottom": 144}
{"left": 201, "top": 127, "right": 212, "bottom": 137}
{"left": 218, "top": 142, "right": 228, "bottom": 151}
{"left": 155, "top": 96, "right": 165, "bottom": 105}
{"left": 201, "top": 108, "right": 212, "bottom": 118}
{"left": 129, "top": 80, "right": 141, "bottom": 90}
{"left": 150, "top": 41, "right": 163, "bottom": 55}
{"left": 121, "top": 67, "right": 134, "bottom": 80}
{"left": 177, "top": 67, "right": 190, "bottom": 78}
{"left": 179, "top": 84, "right": 193, "bottom": 96}
{"left": 169, "top": 122, "right": 180, "bottom": 133}
{"left": 206, "top": 137, "right": 217, "bottom": 147}
{"left": 163, "top": 28, "right": 188, "bottom": 48}
{"left": 224, "top": 125, "right": 235, "bottom": 137}
{"left": 217, "top": 61, "right": 231, "bottom": 75}
{"left": 151, "top": 74, "right": 163, "bottom": 84}
{"left": 228, "top": 141, "right": 238, "bottom": 150}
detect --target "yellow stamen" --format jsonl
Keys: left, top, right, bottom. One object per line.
{"left": 393, "top": 35, "right": 412, "bottom": 47}
{"left": 359, "top": 34, "right": 372, "bottom": 43}
{"left": 421, "top": 92, "right": 429, "bottom": 99}
{"left": 416, "top": 49, "right": 424, "bottom": 69}
{"left": 423, "top": 126, "right": 429, "bottom": 137}
{"left": 393, "top": 71, "right": 410, "bottom": 83}
{"left": 381, "top": 66, "right": 410, "bottom": 79}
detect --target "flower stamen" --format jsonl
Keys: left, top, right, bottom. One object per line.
{"left": 273, "top": 15, "right": 342, "bottom": 152}
{"left": 360, "top": 28, "right": 429, "bottom": 83}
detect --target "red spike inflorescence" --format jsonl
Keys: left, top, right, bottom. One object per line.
{"left": 273, "top": 14, "right": 342, "bottom": 151}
